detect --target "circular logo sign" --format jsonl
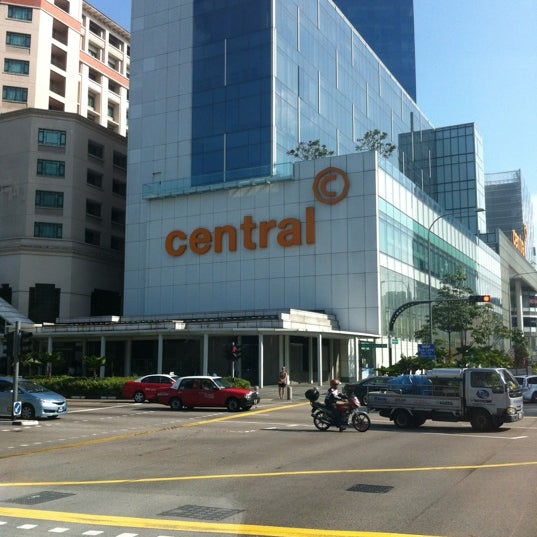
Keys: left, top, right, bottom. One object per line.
{"left": 312, "top": 167, "right": 349, "bottom": 205}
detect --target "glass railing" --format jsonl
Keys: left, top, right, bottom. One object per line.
{"left": 142, "top": 162, "right": 294, "bottom": 200}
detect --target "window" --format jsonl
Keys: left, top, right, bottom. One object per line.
{"left": 88, "top": 46, "right": 100, "bottom": 59}
{"left": 4, "top": 59, "right": 29, "bottom": 75}
{"left": 88, "top": 94, "right": 95, "bottom": 108}
{"left": 2, "top": 86, "right": 28, "bottom": 103}
{"left": 86, "top": 199, "right": 101, "bottom": 218}
{"left": 111, "top": 235, "right": 125, "bottom": 250}
{"left": 112, "top": 179, "right": 126, "bottom": 197}
{"left": 107, "top": 104, "right": 115, "bottom": 118}
{"left": 8, "top": 5, "right": 32, "bottom": 21}
{"left": 89, "top": 21, "right": 104, "bottom": 38}
{"left": 111, "top": 207, "right": 125, "bottom": 225}
{"left": 85, "top": 229, "right": 100, "bottom": 245}
{"left": 38, "top": 128, "right": 66, "bottom": 147}
{"left": 34, "top": 222, "right": 62, "bottom": 238}
{"left": 113, "top": 151, "right": 127, "bottom": 170}
{"left": 6, "top": 32, "right": 31, "bottom": 48}
{"left": 108, "top": 34, "right": 123, "bottom": 50}
{"left": 37, "top": 159, "right": 65, "bottom": 177}
{"left": 87, "top": 170, "right": 103, "bottom": 188}
{"left": 35, "top": 190, "right": 64, "bottom": 208}
{"left": 88, "top": 140, "right": 104, "bottom": 159}
{"left": 108, "top": 58, "right": 117, "bottom": 70}
{"left": 28, "top": 283, "right": 60, "bottom": 323}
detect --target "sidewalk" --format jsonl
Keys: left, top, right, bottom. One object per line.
{"left": 258, "top": 382, "right": 321, "bottom": 402}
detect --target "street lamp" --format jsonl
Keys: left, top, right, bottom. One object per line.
{"left": 427, "top": 208, "right": 485, "bottom": 345}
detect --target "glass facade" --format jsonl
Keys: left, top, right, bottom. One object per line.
{"left": 377, "top": 159, "right": 501, "bottom": 338}
{"left": 188, "top": 0, "right": 432, "bottom": 187}
{"left": 398, "top": 123, "right": 486, "bottom": 235}
{"left": 334, "top": 0, "right": 416, "bottom": 101}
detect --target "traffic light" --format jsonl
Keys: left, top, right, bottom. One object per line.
{"left": 468, "top": 295, "right": 491, "bottom": 303}
{"left": 5, "top": 332, "right": 15, "bottom": 356}
{"left": 19, "top": 331, "right": 33, "bottom": 354}
{"left": 226, "top": 342, "right": 242, "bottom": 361}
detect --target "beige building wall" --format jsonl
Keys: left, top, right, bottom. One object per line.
{"left": 0, "top": 109, "right": 126, "bottom": 320}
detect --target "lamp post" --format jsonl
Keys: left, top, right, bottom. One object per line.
{"left": 427, "top": 208, "right": 485, "bottom": 345}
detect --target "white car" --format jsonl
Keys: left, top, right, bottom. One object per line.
{"left": 515, "top": 375, "right": 537, "bottom": 403}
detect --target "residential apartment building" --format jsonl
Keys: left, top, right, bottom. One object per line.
{"left": 0, "top": 1, "right": 129, "bottom": 324}
{"left": 1, "top": 0, "right": 129, "bottom": 135}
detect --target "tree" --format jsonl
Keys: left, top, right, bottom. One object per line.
{"left": 355, "top": 129, "right": 396, "bottom": 158}
{"left": 511, "top": 328, "right": 529, "bottom": 369}
{"left": 416, "top": 266, "right": 512, "bottom": 365}
{"left": 41, "top": 351, "right": 63, "bottom": 378}
{"left": 83, "top": 355, "right": 106, "bottom": 379}
{"left": 287, "top": 140, "right": 334, "bottom": 161}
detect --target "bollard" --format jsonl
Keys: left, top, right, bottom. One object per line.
{"left": 286, "top": 385, "right": 293, "bottom": 400}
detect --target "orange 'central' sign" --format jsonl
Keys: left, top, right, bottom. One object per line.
{"left": 164, "top": 167, "right": 349, "bottom": 257}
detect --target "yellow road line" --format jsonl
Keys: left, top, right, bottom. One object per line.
{"left": 2, "top": 461, "right": 537, "bottom": 488}
{"left": 0, "top": 403, "right": 307, "bottom": 460}
{"left": 0, "top": 506, "right": 446, "bottom": 537}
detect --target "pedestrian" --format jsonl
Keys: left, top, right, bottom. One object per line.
{"left": 278, "top": 366, "right": 289, "bottom": 399}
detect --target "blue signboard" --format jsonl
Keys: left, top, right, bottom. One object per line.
{"left": 13, "top": 401, "right": 21, "bottom": 416}
{"left": 418, "top": 343, "right": 435, "bottom": 359}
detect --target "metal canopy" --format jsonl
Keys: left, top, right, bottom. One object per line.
{"left": 0, "top": 298, "right": 34, "bottom": 327}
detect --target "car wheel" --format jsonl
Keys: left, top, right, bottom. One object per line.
{"left": 361, "top": 394, "right": 369, "bottom": 406}
{"left": 226, "top": 398, "right": 240, "bottom": 412}
{"left": 170, "top": 398, "right": 183, "bottom": 411}
{"left": 21, "top": 404, "right": 36, "bottom": 420}
{"left": 133, "top": 391, "right": 145, "bottom": 403}
{"left": 532, "top": 392, "right": 537, "bottom": 403}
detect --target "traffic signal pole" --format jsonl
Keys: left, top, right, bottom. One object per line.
{"left": 12, "top": 321, "right": 20, "bottom": 422}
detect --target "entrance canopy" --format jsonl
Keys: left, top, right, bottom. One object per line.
{"left": 0, "top": 298, "right": 34, "bottom": 327}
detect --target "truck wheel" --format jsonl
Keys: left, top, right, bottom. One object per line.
{"left": 393, "top": 409, "right": 412, "bottom": 428}
{"left": 470, "top": 409, "right": 492, "bottom": 432}
{"left": 411, "top": 416, "right": 426, "bottom": 427}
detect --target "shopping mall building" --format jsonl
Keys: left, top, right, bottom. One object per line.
{"left": 3, "top": 0, "right": 535, "bottom": 385}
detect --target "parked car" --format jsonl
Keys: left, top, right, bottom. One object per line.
{"left": 343, "top": 376, "right": 394, "bottom": 405}
{"left": 515, "top": 375, "right": 537, "bottom": 403}
{"left": 122, "top": 373, "right": 178, "bottom": 403}
{"left": 155, "top": 376, "right": 260, "bottom": 412}
{"left": 0, "top": 377, "right": 67, "bottom": 419}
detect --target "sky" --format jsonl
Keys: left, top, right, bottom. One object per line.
{"left": 89, "top": 0, "right": 537, "bottom": 198}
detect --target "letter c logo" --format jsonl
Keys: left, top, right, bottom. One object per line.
{"left": 312, "top": 167, "right": 349, "bottom": 205}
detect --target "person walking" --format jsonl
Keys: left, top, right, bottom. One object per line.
{"left": 278, "top": 366, "right": 289, "bottom": 399}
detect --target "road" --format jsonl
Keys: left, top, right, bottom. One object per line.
{"left": 1, "top": 395, "right": 536, "bottom": 537}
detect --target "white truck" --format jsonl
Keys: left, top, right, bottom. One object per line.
{"left": 367, "top": 367, "right": 524, "bottom": 431}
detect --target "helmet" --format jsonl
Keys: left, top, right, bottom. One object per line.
{"left": 330, "top": 379, "right": 341, "bottom": 388}
{"left": 304, "top": 388, "right": 319, "bottom": 402}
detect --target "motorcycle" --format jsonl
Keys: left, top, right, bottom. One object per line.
{"left": 305, "top": 388, "right": 370, "bottom": 432}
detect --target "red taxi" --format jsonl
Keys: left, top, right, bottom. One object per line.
{"left": 155, "top": 376, "right": 260, "bottom": 412}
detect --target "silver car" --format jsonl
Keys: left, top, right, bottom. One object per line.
{"left": 515, "top": 375, "right": 537, "bottom": 403}
{"left": 0, "top": 377, "right": 68, "bottom": 419}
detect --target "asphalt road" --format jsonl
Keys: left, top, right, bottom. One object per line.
{"left": 1, "top": 397, "right": 536, "bottom": 537}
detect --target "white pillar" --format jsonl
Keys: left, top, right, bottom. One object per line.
{"left": 258, "top": 334, "right": 264, "bottom": 387}
{"left": 202, "top": 334, "right": 209, "bottom": 375}
{"left": 317, "top": 333, "right": 323, "bottom": 386}
{"left": 157, "top": 334, "right": 163, "bottom": 373}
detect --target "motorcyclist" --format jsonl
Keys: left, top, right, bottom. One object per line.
{"left": 325, "top": 379, "right": 346, "bottom": 431}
